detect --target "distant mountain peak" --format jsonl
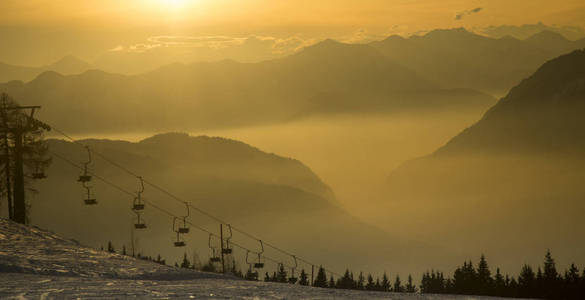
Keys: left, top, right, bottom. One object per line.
{"left": 422, "top": 27, "right": 477, "bottom": 39}
{"left": 525, "top": 30, "right": 569, "bottom": 43}
{"left": 301, "top": 38, "right": 345, "bottom": 51}
{"left": 48, "top": 55, "right": 93, "bottom": 75}
{"left": 435, "top": 49, "right": 585, "bottom": 155}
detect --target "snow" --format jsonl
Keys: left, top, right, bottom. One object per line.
{"left": 0, "top": 218, "right": 518, "bottom": 299}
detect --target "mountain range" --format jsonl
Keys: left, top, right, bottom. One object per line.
{"left": 369, "top": 28, "right": 585, "bottom": 94}
{"left": 0, "top": 39, "right": 494, "bottom": 134}
{"left": 374, "top": 49, "right": 585, "bottom": 270}
{"left": 0, "top": 55, "right": 93, "bottom": 83}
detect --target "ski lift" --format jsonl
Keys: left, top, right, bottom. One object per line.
{"left": 172, "top": 217, "right": 186, "bottom": 247}
{"left": 245, "top": 250, "right": 253, "bottom": 271}
{"left": 221, "top": 224, "right": 232, "bottom": 254}
{"left": 77, "top": 146, "right": 92, "bottom": 183}
{"left": 132, "top": 176, "right": 145, "bottom": 211}
{"left": 254, "top": 240, "right": 264, "bottom": 269}
{"left": 288, "top": 255, "right": 298, "bottom": 284}
{"left": 177, "top": 202, "right": 189, "bottom": 234}
{"left": 31, "top": 161, "right": 47, "bottom": 179}
{"left": 82, "top": 181, "right": 97, "bottom": 205}
{"left": 208, "top": 234, "right": 221, "bottom": 262}
{"left": 134, "top": 211, "right": 147, "bottom": 229}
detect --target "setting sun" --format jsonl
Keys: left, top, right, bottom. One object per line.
{"left": 161, "top": 0, "right": 189, "bottom": 8}
{"left": 1, "top": 0, "right": 585, "bottom": 299}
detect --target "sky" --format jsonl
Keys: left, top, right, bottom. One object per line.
{"left": 1, "top": 0, "right": 584, "bottom": 66}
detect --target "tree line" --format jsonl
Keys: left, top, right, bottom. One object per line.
{"left": 420, "top": 250, "right": 584, "bottom": 299}
{"left": 104, "top": 244, "right": 584, "bottom": 299}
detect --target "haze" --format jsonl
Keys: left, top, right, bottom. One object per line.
{"left": 1, "top": 0, "right": 585, "bottom": 297}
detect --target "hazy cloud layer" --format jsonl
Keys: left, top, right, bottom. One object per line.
{"left": 480, "top": 22, "right": 585, "bottom": 40}
{"left": 109, "top": 35, "right": 315, "bottom": 56}
{"left": 455, "top": 7, "right": 483, "bottom": 20}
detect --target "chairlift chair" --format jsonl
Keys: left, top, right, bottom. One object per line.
{"left": 83, "top": 182, "right": 97, "bottom": 205}
{"left": 32, "top": 172, "right": 47, "bottom": 179}
{"left": 288, "top": 255, "right": 298, "bottom": 283}
{"left": 132, "top": 177, "right": 145, "bottom": 211}
{"left": 245, "top": 250, "right": 253, "bottom": 271}
{"left": 177, "top": 203, "right": 189, "bottom": 234}
{"left": 174, "top": 232, "right": 186, "bottom": 247}
{"left": 134, "top": 211, "right": 147, "bottom": 229}
{"left": 208, "top": 234, "right": 221, "bottom": 262}
{"left": 254, "top": 240, "right": 265, "bottom": 269}
{"left": 78, "top": 146, "right": 92, "bottom": 183}
{"left": 31, "top": 161, "right": 47, "bottom": 179}
{"left": 172, "top": 217, "right": 186, "bottom": 247}
{"left": 221, "top": 224, "right": 232, "bottom": 254}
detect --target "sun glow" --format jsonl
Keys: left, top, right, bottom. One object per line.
{"left": 162, "top": 0, "right": 189, "bottom": 8}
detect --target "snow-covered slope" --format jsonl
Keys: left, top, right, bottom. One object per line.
{"left": 0, "top": 218, "right": 221, "bottom": 280}
{"left": 0, "top": 219, "right": 516, "bottom": 299}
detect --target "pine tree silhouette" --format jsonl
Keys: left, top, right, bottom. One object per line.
{"left": 542, "top": 250, "right": 559, "bottom": 298}
{"left": 298, "top": 269, "right": 309, "bottom": 286}
{"left": 518, "top": 263, "right": 536, "bottom": 298}
{"left": 393, "top": 275, "right": 404, "bottom": 292}
{"left": 381, "top": 272, "right": 390, "bottom": 292}
{"left": 477, "top": 255, "right": 492, "bottom": 294}
{"left": 313, "top": 266, "right": 328, "bottom": 288}
{"left": 180, "top": 253, "right": 191, "bottom": 269}
{"left": 365, "top": 274, "right": 375, "bottom": 290}
{"left": 338, "top": 269, "right": 354, "bottom": 289}
{"left": 107, "top": 241, "right": 115, "bottom": 253}
{"left": 276, "top": 264, "right": 288, "bottom": 283}
{"left": 406, "top": 274, "right": 417, "bottom": 293}
{"left": 328, "top": 276, "right": 335, "bottom": 288}
{"left": 357, "top": 272, "right": 365, "bottom": 290}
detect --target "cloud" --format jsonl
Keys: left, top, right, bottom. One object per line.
{"left": 455, "top": 7, "right": 483, "bottom": 20}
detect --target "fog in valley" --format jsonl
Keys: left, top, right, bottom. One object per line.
{"left": 2, "top": 2, "right": 585, "bottom": 298}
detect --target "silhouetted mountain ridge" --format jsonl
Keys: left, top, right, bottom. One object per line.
{"left": 0, "top": 40, "right": 494, "bottom": 133}
{"left": 0, "top": 55, "right": 94, "bottom": 83}
{"left": 374, "top": 50, "right": 585, "bottom": 269}
{"left": 436, "top": 49, "right": 585, "bottom": 155}
{"left": 369, "top": 28, "right": 585, "bottom": 94}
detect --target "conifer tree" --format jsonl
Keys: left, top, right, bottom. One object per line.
{"left": 564, "top": 263, "right": 580, "bottom": 299}
{"left": 328, "top": 276, "right": 335, "bottom": 288}
{"left": 365, "top": 274, "right": 375, "bottom": 290}
{"left": 298, "top": 269, "right": 309, "bottom": 286}
{"left": 493, "top": 268, "right": 506, "bottom": 296}
{"left": 381, "top": 272, "right": 390, "bottom": 292}
{"left": 542, "top": 250, "right": 559, "bottom": 298}
{"left": 107, "top": 241, "right": 115, "bottom": 253}
{"left": 313, "top": 266, "right": 328, "bottom": 288}
{"left": 374, "top": 277, "right": 381, "bottom": 291}
{"left": 393, "top": 275, "right": 403, "bottom": 292}
{"left": 357, "top": 272, "right": 365, "bottom": 290}
{"left": 518, "top": 264, "right": 535, "bottom": 289}
{"left": 276, "top": 264, "right": 288, "bottom": 283}
{"left": 406, "top": 274, "right": 417, "bottom": 293}
{"left": 180, "top": 252, "right": 191, "bottom": 269}
{"left": 477, "top": 255, "right": 492, "bottom": 294}
{"left": 338, "top": 269, "right": 354, "bottom": 289}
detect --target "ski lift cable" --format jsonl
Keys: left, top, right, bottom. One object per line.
{"left": 51, "top": 149, "right": 338, "bottom": 275}
{"left": 51, "top": 147, "right": 341, "bottom": 276}
{"left": 47, "top": 124, "right": 343, "bottom": 277}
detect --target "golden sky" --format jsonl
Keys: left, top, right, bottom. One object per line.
{"left": 1, "top": 0, "right": 584, "bottom": 65}
{"left": 2, "top": 0, "right": 584, "bottom": 31}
